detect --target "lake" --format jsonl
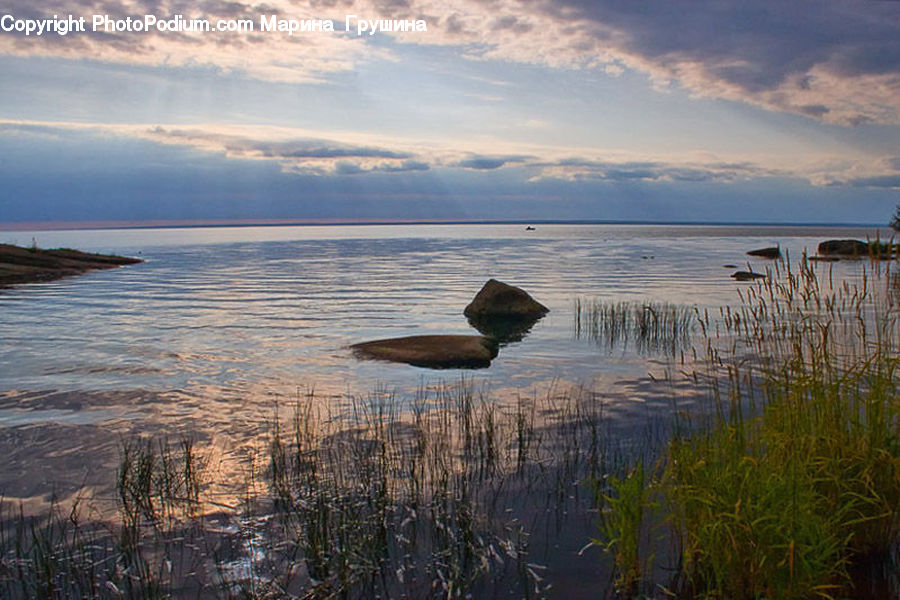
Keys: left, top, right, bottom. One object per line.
{"left": 0, "top": 224, "right": 884, "bottom": 491}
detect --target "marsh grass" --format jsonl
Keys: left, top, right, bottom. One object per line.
{"left": 867, "top": 233, "right": 898, "bottom": 259}
{"left": 574, "top": 298, "right": 695, "bottom": 356}
{"left": 258, "top": 382, "right": 616, "bottom": 598}
{"left": 601, "top": 256, "right": 900, "bottom": 598}
{"left": 0, "top": 436, "right": 219, "bottom": 599}
{"left": 1, "top": 381, "right": 620, "bottom": 598}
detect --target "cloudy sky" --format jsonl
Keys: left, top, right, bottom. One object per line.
{"left": 1, "top": 0, "right": 898, "bottom": 227}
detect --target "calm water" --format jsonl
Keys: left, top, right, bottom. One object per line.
{"left": 0, "top": 223, "right": 885, "bottom": 504}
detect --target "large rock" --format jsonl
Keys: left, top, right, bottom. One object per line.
{"left": 351, "top": 335, "right": 499, "bottom": 369}
{"left": 464, "top": 279, "right": 549, "bottom": 318}
{"left": 817, "top": 239, "right": 868, "bottom": 257}
{"left": 747, "top": 246, "right": 781, "bottom": 259}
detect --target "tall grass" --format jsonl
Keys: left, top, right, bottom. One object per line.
{"left": 575, "top": 298, "right": 695, "bottom": 356}
{"left": 601, "top": 257, "right": 900, "bottom": 598}
{"left": 0, "top": 437, "right": 214, "bottom": 599}
{"left": 260, "top": 382, "right": 613, "bottom": 598}
{"left": 1, "top": 382, "right": 617, "bottom": 598}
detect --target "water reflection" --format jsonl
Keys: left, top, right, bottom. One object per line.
{"left": 465, "top": 313, "right": 545, "bottom": 345}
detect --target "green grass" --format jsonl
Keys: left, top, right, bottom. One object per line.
{"left": 12, "top": 256, "right": 900, "bottom": 597}
{"left": 600, "top": 257, "right": 900, "bottom": 598}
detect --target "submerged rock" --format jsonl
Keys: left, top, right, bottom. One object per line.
{"left": 351, "top": 335, "right": 499, "bottom": 369}
{"left": 747, "top": 246, "right": 781, "bottom": 259}
{"left": 464, "top": 279, "right": 549, "bottom": 318}
{"left": 817, "top": 239, "right": 868, "bottom": 257}
{"left": 731, "top": 271, "right": 766, "bottom": 281}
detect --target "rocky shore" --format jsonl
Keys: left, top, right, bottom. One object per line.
{"left": 0, "top": 243, "right": 142, "bottom": 287}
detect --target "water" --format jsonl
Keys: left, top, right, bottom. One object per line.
{"left": 0, "top": 222, "right": 885, "bottom": 505}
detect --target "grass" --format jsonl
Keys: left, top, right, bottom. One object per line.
{"left": 260, "top": 383, "right": 613, "bottom": 597}
{"left": 574, "top": 298, "right": 695, "bottom": 356}
{"left": 10, "top": 254, "right": 900, "bottom": 597}
{"left": 600, "top": 256, "right": 900, "bottom": 598}
{"left": 867, "top": 234, "right": 898, "bottom": 259}
{"left": 0, "top": 437, "right": 214, "bottom": 599}
{"left": 0, "top": 382, "right": 616, "bottom": 598}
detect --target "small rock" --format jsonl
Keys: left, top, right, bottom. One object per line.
{"left": 747, "top": 247, "right": 781, "bottom": 259}
{"left": 731, "top": 271, "right": 766, "bottom": 281}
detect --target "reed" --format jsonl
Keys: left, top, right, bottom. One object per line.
{"left": 574, "top": 298, "right": 695, "bottom": 356}
{"left": 259, "top": 381, "right": 612, "bottom": 597}
{"left": 2, "top": 378, "right": 617, "bottom": 598}
{"left": 601, "top": 256, "right": 900, "bottom": 598}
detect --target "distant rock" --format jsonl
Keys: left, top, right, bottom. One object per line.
{"left": 747, "top": 246, "right": 781, "bottom": 259}
{"left": 0, "top": 243, "right": 142, "bottom": 287}
{"left": 817, "top": 239, "right": 868, "bottom": 257}
{"left": 808, "top": 256, "right": 839, "bottom": 262}
{"left": 731, "top": 271, "right": 766, "bottom": 281}
{"left": 464, "top": 279, "right": 549, "bottom": 318}
{"left": 351, "top": 335, "right": 499, "bottom": 369}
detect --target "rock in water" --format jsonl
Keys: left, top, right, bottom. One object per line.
{"left": 731, "top": 271, "right": 766, "bottom": 281}
{"left": 351, "top": 335, "right": 499, "bottom": 369}
{"left": 466, "top": 313, "right": 542, "bottom": 345}
{"left": 817, "top": 239, "right": 868, "bottom": 256}
{"left": 463, "top": 279, "right": 549, "bottom": 318}
{"left": 747, "top": 247, "right": 781, "bottom": 259}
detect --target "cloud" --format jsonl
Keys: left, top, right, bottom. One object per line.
{"left": 1, "top": 119, "right": 898, "bottom": 188}
{"left": 2, "top": 1, "right": 897, "bottom": 124}
{"left": 0, "top": 0, "right": 386, "bottom": 82}
{"left": 529, "top": 158, "right": 775, "bottom": 184}
{"left": 453, "top": 154, "right": 530, "bottom": 170}
{"left": 142, "top": 126, "right": 433, "bottom": 174}
{"left": 804, "top": 156, "right": 900, "bottom": 189}
{"left": 424, "top": 0, "right": 900, "bottom": 125}
{"left": 845, "top": 175, "right": 900, "bottom": 189}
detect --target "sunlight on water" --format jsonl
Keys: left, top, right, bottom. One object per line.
{"left": 0, "top": 222, "right": 885, "bottom": 507}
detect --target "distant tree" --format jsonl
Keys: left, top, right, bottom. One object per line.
{"left": 892, "top": 205, "right": 900, "bottom": 233}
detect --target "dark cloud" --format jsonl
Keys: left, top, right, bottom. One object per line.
{"left": 847, "top": 175, "right": 900, "bottom": 189}
{"left": 1, "top": 0, "right": 896, "bottom": 122}
{"left": 3, "top": 119, "right": 897, "bottom": 188}
{"left": 380, "top": 160, "right": 430, "bottom": 172}
{"left": 257, "top": 143, "right": 412, "bottom": 160}
{"left": 540, "top": 0, "right": 900, "bottom": 124}
{"left": 453, "top": 154, "right": 531, "bottom": 170}
{"left": 532, "top": 158, "right": 772, "bottom": 183}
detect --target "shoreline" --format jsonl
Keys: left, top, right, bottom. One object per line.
{"left": 0, "top": 243, "right": 142, "bottom": 287}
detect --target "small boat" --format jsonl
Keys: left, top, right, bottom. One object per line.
{"left": 525, "top": 226, "right": 535, "bottom": 231}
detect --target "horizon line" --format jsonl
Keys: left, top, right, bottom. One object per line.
{"left": 0, "top": 217, "right": 889, "bottom": 232}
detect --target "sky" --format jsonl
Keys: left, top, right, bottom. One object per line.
{"left": 0, "top": 0, "right": 898, "bottom": 227}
